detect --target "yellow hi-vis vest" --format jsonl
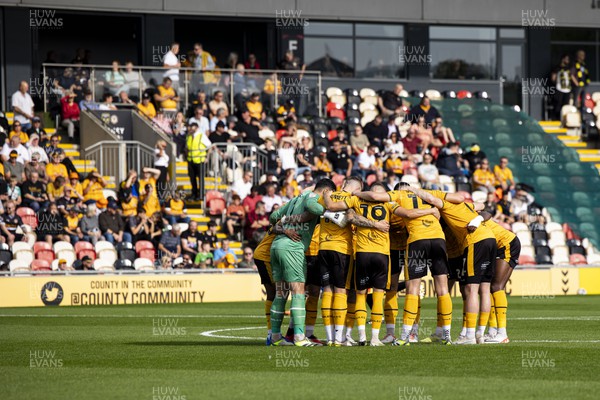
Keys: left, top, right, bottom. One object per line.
{"left": 186, "top": 132, "right": 207, "bottom": 163}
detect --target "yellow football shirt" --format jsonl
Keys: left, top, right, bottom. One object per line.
{"left": 46, "top": 163, "right": 68, "bottom": 182}
{"left": 318, "top": 191, "right": 353, "bottom": 255}
{"left": 390, "top": 213, "right": 408, "bottom": 251}
{"left": 387, "top": 190, "right": 444, "bottom": 244}
{"left": 494, "top": 165, "right": 514, "bottom": 186}
{"left": 121, "top": 197, "right": 139, "bottom": 217}
{"left": 305, "top": 224, "right": 320, "bottom": 256}
{"left": 344, "top": 195, "right": 396, "bottom": 255}
{"left": 485, "top": 218, "right": 516, "bottom": 249}
{"left": 254, "top": 230, "right": 275, "bottom": 262}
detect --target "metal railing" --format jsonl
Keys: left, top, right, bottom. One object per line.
{"left": 203, "top": 142, "right": 268, "bottom": 192}
{"left": 84, "top": 140, "right": 156, "bottom": 184}
{"left": 41, "top": 63, "right": 322, "bottom": 117}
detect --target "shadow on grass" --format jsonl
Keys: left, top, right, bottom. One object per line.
{"left": 126, "top": 341, "right": 263, "bottom": 347}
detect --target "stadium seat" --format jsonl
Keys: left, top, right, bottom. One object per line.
{"left": 535, "top": 254, "right": 552, "bottom": 265}
{"left": 569, "top": 254, "right": 587, "bottom": 265}
{"left": 552, "top": 253, "right": 569, "bottom": 265}
{"left": 15, "top": 251, "right": 34, "bottom": 265}
{"left": 56, "top": 249, "right": 76, "bottom": 266}
{"left": 520, "top": 246, "right": 534, "bottom": 258}
{"left": 74, "top": 241, "right": 94, "bottom": 254}
{"left": 518, "top": 255, "right": 536, "bottom": 266}
{"left": 12, "top": 241, "right": 33, "bottom": 254}
{"left": 0, "top": 249, "right": 13, "bottom": 266}
{"left": 400, "top": 175, "right": 420, "bottom": 188}
{"left": 98, "top": 249, "right": 118, "bottom": 263}
{"left": 532, "top": 238, "right": 548, "bottom": 247}
{"left": 33, "top": 241, "right": 52, "bottom": 254}
{"left": 587, "top": 253, "right": 600, "bottom": 265}
{"left": 16, "top": 207, "right": 38, "bottom": 228}
{"left": 102, "top": 189, "right": 118, "bottom": 201}
{"left": 326, "top": 87, "right": 343, "bottom": 99}
{"left": 139, "top": 249, "right": 156, "bottom": 262}
{"left": 511, "top": 222, "right": 529, "bottom": 233}
{"left": 425, "top": 90, "right": 442, "bottom": 100}
{"left": 78, "top": 249, "right": 97, "bottom": 261}
{"left": 31, "top": 259, "right": 52, "bottom": 271}
{"left": 9, "top": 259, "right": 30, "bottom": 272}
{"left": 532, "top": 230, "right": 548, "bottom": 241}
{"left": 114, "top": 259, "right": 135, "bottom": 270}
{"left": 549, "top": 230, "right": 566, "bottom": 244}
{"left": 359, "top": 102, "right": 376, "bottom": 114}
{"left": 208, "top": 198, "right": 226, "bottom": 216}
{"left": 134, "top": 258, "right": 155, "bottom": 271}
{"left": 93, "top": 259, "right": 115, "bottom": 272}
{"left": 95, "top": 241, "right": 115, "bottom": 253}
{"left": 457, "top": 90, "right": 472, "bottom": 99}
{"left": 545, "top": 222, "right": 563, "bottom": 233}
{"left": 135, "top": 240, "right": 154, "bottom": 254}
{"left": 471, "top": 191, "right": 487, "bottom": 203}
{"left": 53, "top": 241, "right": 74, "bottom": 253}
{"left": 36, "top": 249, "right": 55, "bottom": 264}
{"left": 553, "top": 245, "right": 570, "bottom": 258}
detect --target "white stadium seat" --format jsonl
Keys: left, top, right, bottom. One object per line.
{"left": 545, "top": 222, "right": 562, "bottom": 233}
{"left": 516, "top": 231, "right": 532, "bottom": 246}
{"left": 53, "top": 241, "right": 74, "bottom": 253}
{"left": 511, "top": 222, "right": 529, "bottom": 233}
{"left": 471, "top": 191, "right": 487, "bottom": 203}
{"left": 520, "top": 246, "right": 534, "bottom": 258}
{"left": 94, "top": 259, "right": 116, "bottom": 271}
{"left": 95, "top": 241, "right": 115, "bottom": 253}
{"left": 134, "top": 258, "right": 155, "bottom": 271}
{"left": 9, "top": 259, "right": 30, "bottom": 272}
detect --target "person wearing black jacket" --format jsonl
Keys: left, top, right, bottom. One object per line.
{"left": 363, "top": 115, "right": 387, "bottom": 151}
{"left": 408, "top": 97, "right": 441, "bottom": 125}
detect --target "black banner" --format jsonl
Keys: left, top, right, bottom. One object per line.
{"left": 90, "top": 110, "right": 133, "bottom": 141}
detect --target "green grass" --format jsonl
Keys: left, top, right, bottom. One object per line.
{"left": 1, "top": 296, "right": 599, "bottom": 399}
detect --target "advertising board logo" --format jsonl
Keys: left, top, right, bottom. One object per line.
{"left": 40, "top": 282, "right": 64, "bottom": 306}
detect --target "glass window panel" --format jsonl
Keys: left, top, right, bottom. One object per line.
{"left": 550, "top": 28, "right": 597, "bottom": 42}
{"left": 430, "top": 41, "right": 496, "bottom": 79}
{"left": 355, "top": 24, "right": 404, "bottom": 38}
{"left": 304, "top": 22, "right": 352, "bottom": 36}
{"left": 500, "top": 28, "right": 525, "bottom": 39}
{"left": 430, "top": 26, "right": 496, "bottom": 41}
{"left": 355, "top": 39, "right": 405, "bottom": 78}
{"left": 551, "top": 44, "right": 597, "bottom": 81}
{"left": 304, "top": 38, "right": 354, "bottom": 77}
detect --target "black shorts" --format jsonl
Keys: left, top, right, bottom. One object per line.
{"left": 349, "top": 252, "right": 390, "bottom": 291}
{"left": 317, "top": 250, "right": 352, "bottom": 289}
{"left": 305, "top": 255, "right": 321, "bottom": 287}
{"left": 255, "top": 259, "right": 273, "bottom": 286}
{"left": 404, "top": 239, "right": 449, "bottom": 281}
{"left": 389, "top": 249, "right": 405, "bottom": 275}
{"left": 463, "top": 238, "right": 497, "bottom": 284}
{"left": 448, "top": 256, "right": 464, "bottom": 281}
{"left": 496, "top": 237, "right": 521, "bottom": 269}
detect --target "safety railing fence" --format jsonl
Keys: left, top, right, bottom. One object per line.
{"left": 41, "top": 63, "right": 322, "bottom": 117}
{"left": 84, "top": 140, "right": 156, "bottom": 184}
{"left": 203, "top": 142, "right": 268, "bottom": 193}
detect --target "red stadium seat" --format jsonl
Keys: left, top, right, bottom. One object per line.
{"left": 457, "top": 90, "right": 473, "bottom": 99}
{"left": 135, "top": 240, "right": 154, "bottom": 254}
{"left": 31, "top": 260, "right": 52, "bottom": 271}
{"left": 77, "top": 249, "right": 97, "bottom": 261}
{"left": 33, "top": 241, "right": 52, "bottom": 254}
{"left": 36, "top": 249, "right": 55, "bottom": 264}
{"left": 16, "top": 207, "right": 35, "bottom": 218}
{"left": 139, "top": 249, "right": 156, "bottom": 262}
{"left": 328, "top": 108, "right": 346, "bottom": 120}
{"left": 569, "top": 254, "right": 587, "bottom": 265}
{"left": 206, "top": 190, "right": 224, "bottom": 204}
{"left": 75, "top": 241, "right": 94, "bottom": 254}
{"left": 518, "top": 255, "right": 536, "bottom": 266}
{"left": 20, "top": 214, "right": 38, "bottom": 229}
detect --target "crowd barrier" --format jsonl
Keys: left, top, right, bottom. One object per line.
{"left": 0, "top": 267, "right": 598, "bottom": 307}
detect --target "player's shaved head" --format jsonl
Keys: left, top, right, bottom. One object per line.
{"left": 370, "top": 182, "right": 387, "bottom": 192}
{"left": 394, "top": 182, "right": 410, "bottom": 190}
{"left": 342, "top": 176, "right": 363, "bottom": 192}
{"left": 314, "top": 177, "right": 336, "bottom": 193}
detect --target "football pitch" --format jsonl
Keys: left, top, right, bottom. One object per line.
{"left": 1, "top": 296, "right": 599, "bottom": 400}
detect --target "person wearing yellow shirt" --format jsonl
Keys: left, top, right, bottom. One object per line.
{"left": 141, "top": 183, "right": 161, "bottom": 216}
{"left": 46, "top": 151, "right": 69, "bottom": 183}
{"left": 47, "top": 176, "right": 67, "bottom": 202}
{"left": 472, "top": 159, "right": 496, "bottom": 192}
{"left": 120, "top": 189, "right": 139, "bottom": 218}
{"left": 9, "top": 122, "right": 29, "bottom": 144}
{"left": 164, "top": 191, "right": 190, "bottom": 225}
{"left": 68, "top": 172, "right": 84, "bottom": 201}
{"left": 137, "top": 93, "right": 157, "bottom": 119}
{"left": 494, "top": 157, "right": 516, "bottom": 191}
{"left": 64, "top": 207, "right": 83, "bottom": 243}
{"left": 153, "top": 77, "right": 179, "bottom": 110}
{"left": 83, "top": 172, "right": 107, "bottom": 205}
{"left": 138, "top": 167, "right": 161, "bottom": 199}
{"left": 246, "top": 92, "right": 265, "bottom": 120}
{"left": 384, "top": 151, "right": 403, "bottom": 175}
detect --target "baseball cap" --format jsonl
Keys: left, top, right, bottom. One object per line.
{"left": 29, "top": 133, "right": 40, "bottom": 141}
{"left": 81, "top": 256, "right": 92, "bottom": 262}
{"left": 142, "top": 92, "right": 151, "bottom": 99}
{"left": 32, "top": 116, "right": 41, "bottom": 122}
{"left": 96, "top": 198, "right": 108, "bottom": 208}
{"left": 69, "top": 172, "right": 79, "bottom": 179}
{"left": 471, "top": 144, "right": 481, "bottom": 152}
{"left": 58, "top": 259, "right": 67, "bottom": 264}
{"left": 216, "top": 121, "right": 226, "bottom": 129}
{"left": 108, "top": 202, "right": 119, "bottom": 210}
{"left": 9, "top": 151, "right": 18, "bottom": 159}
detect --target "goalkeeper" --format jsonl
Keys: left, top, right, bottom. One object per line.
{"left": 269, "top": 178, "right": 337, "bottom": 347}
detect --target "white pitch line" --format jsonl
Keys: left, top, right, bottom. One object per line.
{"left": 512, "top": 340, "right": 600, "bottom": 343}
{"left": 199, "top": 326, "right": 264, "bottom": 340}
{"left": 0, "top": 314, "right": 263, "bottom": 319}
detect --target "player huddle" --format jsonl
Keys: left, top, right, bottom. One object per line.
{"left": 254, "top": 176, "right": 520, "bottom": 347}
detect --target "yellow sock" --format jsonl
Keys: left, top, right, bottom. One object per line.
{"left": 493, "top": 290, "right": 508, "bottom": 332}
{"left": 265, "top": 300, "right": 273, "bottom": 331}
{"left": 355, "top": 293, "right": 367, "bottom": 327}
{"left": 489, "top": 293, "right": 497, "bottom": 329}
{"left": 438, "top": 293, "right": 453, "bottom": 328}
{"left": 332, "top": 293, "right": 348, "bottom": 328}
{"left": 478, "top": 311, "right": 490, "bottom": 329}
{"left": 305, "top": 295, "right": 319, "bottom": 328}
{"left": 384, "top": 291, "right": 398, "bottom": 332}
{"left": 345, "top": 302, "right": 356, "bottom": 329}
{"left": 403, "top": 294, "right": 419, "bottom": 326}
{"left": 466, "top": 312, "right": 477, "bottom": 329}
{"left": 415, "top": 297, "right": 422, "bottom": 325}
{"left": 371, "top": 291, "right": 384, "bottom": 331}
